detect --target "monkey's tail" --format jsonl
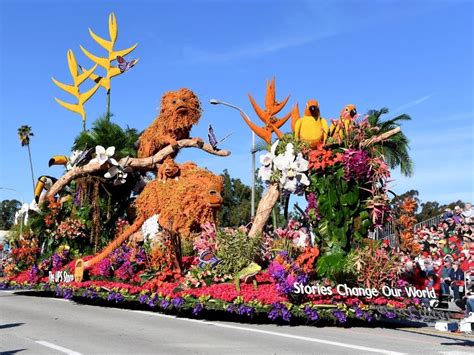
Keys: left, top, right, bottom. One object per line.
{"left": 83, "top": 215, "right": 146, "bottom": 270}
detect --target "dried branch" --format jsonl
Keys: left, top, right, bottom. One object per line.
{"left": 361, "top": 127, "right": 401, "bottom": 148}
{"left": 42, "top": 139, "right": 230, "bottom": 203}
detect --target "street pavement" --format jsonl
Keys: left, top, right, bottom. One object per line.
{"left": 1, "top": 290, "right": 473, "bottom": 354}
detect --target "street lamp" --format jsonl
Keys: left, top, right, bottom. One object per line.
{"left": 209, "top": 99, "right": 256, "bottom": 218}
{"left": 0, "top": 187, "right": 25, "bottom": 239}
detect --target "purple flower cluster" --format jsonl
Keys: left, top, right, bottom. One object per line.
{"left": 107, "top": 291, "right": 124, "bottom": 303}
{"left": 268, "top": 252, "right": 309, "bottom": 296}
{"left": 305, "top": 193, "right": 320, "bottom": 221}
{"left": 268, "top": 303, "right": 291, "bottom": 322}
{"left": 55, "top": 286, "right": 73, "bottom": 300}
{"left": 192, "top": 303, "right": 203, "bottom": 315}
{"left": 383, "top": 311, "right": 397, "bottom": 319}
{"left": 226, "top": 304, "right": 254, "bottom": 317}
{"left": 28, "top": 265, "right": 40, "bottom": 283}
{"left": 353, "top": 306, "right": 373, "bottom": 322}
{"left": 304, "top": 306, "right": 319, "bottom": 321}
{"left": 81, "top": 288, "right": 98, "bottom": 299}
{"left": 138, "top": 294, "right": 149, "bottom": 304}
{"left": 343, "top": 149, "right": 372, "bottom": 181}
{"left": 332, "top": 310, "right": 347, "bottom": 324}
{"left": 160, "top": 299, "right": 170, "bottom": 309}
{"left": 171, "top": 297, "right": 185, "bottom": 309}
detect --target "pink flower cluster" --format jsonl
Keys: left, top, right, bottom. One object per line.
{"left": 55, "top": 218, "right": 87, "bottom": 240}
{"left": 193, "top": 222, "right": 218, "bottom": 253}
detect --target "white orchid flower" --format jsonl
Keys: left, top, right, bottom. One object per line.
{"left": 90, "top": 145, "right": 117, "bottom": 166}
{"left": 259, "top": 140, "right": 279, "bottom": 167}
{"left": 258, "top": 165, "right": 273, "bottom": 182}
{"left": 273, "top": 143, "right": 294, "bottom": 171}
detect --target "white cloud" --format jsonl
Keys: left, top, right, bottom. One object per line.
{"left": 392, "top": 94, "right": 434, "bottom": 114}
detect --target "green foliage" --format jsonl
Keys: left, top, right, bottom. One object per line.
{"left": 0, "top": 199, "right": 21, "bottom": 230}
{"left": 216, "top": 229, "right": 261, "bottom": 275}
{"left": 17, "top": 125, "right": 34, "bottom": 146}
{"left": 308, "top": 166, "right": 370, "bottom": 252}
{"left": 366, "top": 108, "right": 413, "bottom": 177}
{"left": 274, "top": 134, "right": 309, "bottom": 155}
{"left": 72, "top": 114, "right": 139, "bottom": 158}
{"left": 316, "top": 252, "right": 348, "bottom": 282}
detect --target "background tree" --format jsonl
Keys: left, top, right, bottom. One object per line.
{"left": 366, "top": 108, "right": 414, "bottom": 176}
{"left": 0, "top": 199, "right": 21, "bottom": 230}
{"left": 17, "top": 125, "right": 35, "bottom": 192}
{"left": 417, "top": 201, "right": 443, "bottom": 222}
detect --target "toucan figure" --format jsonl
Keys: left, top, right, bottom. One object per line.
{"left": 34, "top": 175, "right": 58, "bottom": 203}
{"left": 48, "top": 155, "right": 69, "bottom": 167}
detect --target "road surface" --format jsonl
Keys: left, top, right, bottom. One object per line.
{"left": 1, "top": 290, "right": 473, "bottom": 354}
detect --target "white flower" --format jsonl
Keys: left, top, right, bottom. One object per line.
{"left": 258, "top": 165, "right": 273, "bottom": 182}
{"left": 141, "top": 214, "right": 161, "bottom": 241}
{"left": 258, "top": 140, "right": 279, "bottom": 183}
{"left": 90, "top": 145, "right": 117, "bottom": 166}
{"left": 273, "top": 143, "right": 294, "bottom": 171}
{"left": 104, "top": 157, "right": 131, "bottom": 185}
{"left": 294, "top": 230, "right": 309, "bottom": 248}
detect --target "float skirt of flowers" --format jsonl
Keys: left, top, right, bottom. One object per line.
{"left": 1, "top": 278, "right": 418, "bottom": 326}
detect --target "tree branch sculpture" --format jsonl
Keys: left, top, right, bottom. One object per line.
{"left": 41, "top": 139, "right": 230, "bottom": 203}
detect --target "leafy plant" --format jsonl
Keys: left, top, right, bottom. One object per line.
{"left": 216, "top": 229, "right": 262, "bottom": 275}
{"left": 316, "top": 252, "right": 348, "bottom": 281}
{"left": 72, "top": 115, "right": 139, "bottom": 158}
{"left": 345, "top": 243, "right": 402, "bottom": 289}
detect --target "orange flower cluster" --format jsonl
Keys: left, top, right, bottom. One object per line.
{"left": 149, "top": 239, "right": 181, "bottom": 282}
{"left": 44, "top": 197, "right": 61, "bottom": 227}
{"left": 307, "top": 143, "right": 343, "bottom": 171}
{"left": 398, "top": 198, "right": 420, "bottom": 256}
{"left": 295, "top": 247, "right": 320, "bottom": 274}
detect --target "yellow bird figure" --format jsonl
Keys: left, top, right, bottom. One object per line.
{"left": 294, "top": 99, "right": 328, "bottom": 148}
{"left": 329, "top": 104, "right": 357, "bottom": 140}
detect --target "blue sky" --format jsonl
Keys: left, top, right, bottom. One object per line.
{"left": 0, "top": 0, "right": 473, "bottom": 207}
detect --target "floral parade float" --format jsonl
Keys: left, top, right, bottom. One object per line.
{"left": 3, "top": 13, "right": 435, "bottom": 326}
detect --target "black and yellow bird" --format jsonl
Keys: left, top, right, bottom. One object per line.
{"left": 34, "top": 175, "right": 57, "bottom": 203}
{"left": 48, "top": 155, "right": 69, "bottom": 167}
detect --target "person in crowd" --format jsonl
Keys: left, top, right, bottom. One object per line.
{"left": 443, "top": 238, "right": 460, "bottom": 255}
{"left": 453, "top": 206, "right": 463, "bottom": 224}
{"left": 440, "top": 259, "right": 453, "bottom": 296}
{"left": 462, "top": 203, "right": 473, "bottom": 224}
{"left": 442, "top": 208, "right": 454, "bottom": 221}
{"left": 450, "top": 261, "right": 464, "bottom": 300}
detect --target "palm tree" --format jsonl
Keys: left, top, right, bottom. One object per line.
{"left": 366, "top": 108, "right": 414, "bottom": 177}
{"left": 17, "top": 125, "right": 36, "bottom": 192}
{"left": 72, "top": 114, "right": 140, "bottom": 159}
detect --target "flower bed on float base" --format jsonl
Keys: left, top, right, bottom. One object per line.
{"left": 1, "top": 274, "right": 412, "bottom": 326}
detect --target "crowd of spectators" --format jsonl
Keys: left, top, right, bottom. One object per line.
{"left": 393, "top": 203, "right": 474, "bottom": 312}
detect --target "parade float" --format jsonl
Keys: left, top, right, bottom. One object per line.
{"left": 2, "top": 13, "right": 433, "bottom": 326}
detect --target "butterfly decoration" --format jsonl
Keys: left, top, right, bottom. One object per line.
{"left": 116, "top": 56, "right": 138, "bottom": 73}
{"left": 198, "top": 249, "right": 221, "bottom": 269}
{"left": 73, "top": 147, "right": 94, "bottom": 167}
{"left": 208, "top": 124, "right": 233, "bottom": 150}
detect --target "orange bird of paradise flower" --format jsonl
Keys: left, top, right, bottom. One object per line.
{"left": 240, "top": 78, "right": 291, "bottom": 144}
